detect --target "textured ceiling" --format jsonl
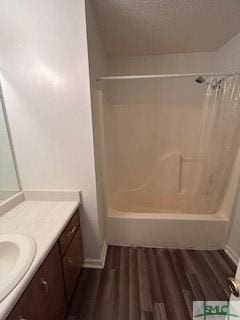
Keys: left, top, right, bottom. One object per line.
{"left": 90, "top": 0, "right": 240, "bottom": 58}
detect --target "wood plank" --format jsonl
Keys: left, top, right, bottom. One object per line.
{"left": 213, "top": 250, "right": 237, "bottom": 275}
{"left": 219, "top": 250, "right": 237, "bottom": 272}
{"left": 117, "top": 247, "right": 129, "bottom": 320}
{"left": 156, "top": 249, "right": 191, "bottom": 320}
{"left": 186, "top": 273, "right": 206, "bottom": 301}
{"left": 182, "top": 289, "right": 194, "bottom": 318}
{"left": 137, "top": 248, "right": 153, "bottom": 313}
{"left": 179, "top": 249, "right": 206, "bottom": 300}
{"left": 105, "top": 246, "right": 114, "bottom": 270}
{"left": 141, "top": 311, "right": 153, "bottom": 320}
{"left": 169, "top": 249, "right": 192, "bottom": 290}
{"left": 201, "top": 250, "right": 232, "bottom": 296}
{"left": 112, "top": 246, "right": 121, "bottom": 270}
{"left": 153, "top": 302, "right": 167, "bottom": 320}
{"left": 185, "top": 250, "right": 227, "bottom": 300}
{"left": 93, "top": 269, "right": 117, "bottom": 320}
{"left": 169, "top": 250, "right": 195, "bottom": 318}
{"left": 68, "top": 268, "right": 92, "bottom": 316}
{"left": 145, "top": 248, "right": 164, "bottom": 303}
{"left": 78, "top": 270, "right": 102, "bottom": 320}
{"left": 129, "top": 248, "right": 141, "bottom": 320}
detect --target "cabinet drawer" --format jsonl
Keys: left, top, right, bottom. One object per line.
{"left": 59, "top": 210, "right": 80, "bottom": 256}
{"left": 63, "top": 228, "right": 82, "bottom": 300}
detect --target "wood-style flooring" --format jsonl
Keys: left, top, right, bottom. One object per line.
{"left": 67, "top": 246, "right": 236, "bottom": 320}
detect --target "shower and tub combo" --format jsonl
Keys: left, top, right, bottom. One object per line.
{"left": 97, "top": 72, "right": 240, "bottom": 249}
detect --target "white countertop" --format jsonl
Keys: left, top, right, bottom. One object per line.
{"left": 0, "top": 199, "right": 80, "bottom": 320}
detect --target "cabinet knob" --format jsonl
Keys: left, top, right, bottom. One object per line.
{"left": 41, "top": 277, "right": 49, "bottom": 293}
{"left": 68, "top": 225, "right": 76, "bottom": 236}
{"left": 67, "top": 257, "right": 73, "bottom": 265}
{"left": 227, "top": 277, "right": 240, "bottom": 297}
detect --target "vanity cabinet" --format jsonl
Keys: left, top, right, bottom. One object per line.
{"left": 7, "top": 209, "right": 82, "bottom": 320}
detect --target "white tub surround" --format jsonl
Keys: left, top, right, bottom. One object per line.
{"left": 105, "top": 149, "right": 240, "bottom": 249}
{"left": 107, "top": 211, "right": 228, "bottom": 249}
{"left": 0, "top": 193, "right": 80, "bottom": 320}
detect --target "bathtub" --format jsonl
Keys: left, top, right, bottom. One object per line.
{"left": 105, "top": 150, "right": 240, "bottom": 249}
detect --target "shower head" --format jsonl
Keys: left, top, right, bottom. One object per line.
{"left": 195, "top": 75, "right": 223, "bottom": 90}
{"left": 195, "top": 76, "right": 206, "bottom": 84}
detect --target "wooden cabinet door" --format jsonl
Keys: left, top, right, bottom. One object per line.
{"left": 31, "top": 243, "right": 66, "bottom": 320}
{"left": 59, "top": 211, "right": 80, "bottom": 256}
{"left": 62, "top": 228, "right": 82, "bottom": 300}
{"left": 7, "top": 287, "right": 37, "bottom": 320}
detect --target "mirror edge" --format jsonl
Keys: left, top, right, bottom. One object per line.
{"left": 0, "top": 80, "right": 22, "bottom": 193}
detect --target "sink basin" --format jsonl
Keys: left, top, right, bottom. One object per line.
{"left": 0, "top": 234, "right": 36, "bottom": 301}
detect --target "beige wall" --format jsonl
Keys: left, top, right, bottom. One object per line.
{"left": 0, "top": 0, "right": 103, "bottom": 261}
{"left": 216, "top": 32, "right": 240, "bottom": 73}
{"left": 107, "top": 52, "right": 216, "bottom": 75}
{"left": 85, "top": 0, "right": 107, "bottom": 248}
{"left": 215, "top": 31, "right": 240, "bottom": 258}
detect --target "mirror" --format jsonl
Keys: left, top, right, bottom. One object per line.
{"left": 0, "top": 84, "right": 20, "bottom": 202}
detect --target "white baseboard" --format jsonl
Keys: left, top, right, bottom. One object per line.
{"left": 225, "top": 245, "right": 239, "bottom": 266}
{"left": 83, "top": 242, "right": 108, "bottom": 269}
{"left": 83, "top": 242, "right": 238, "bottom": 269}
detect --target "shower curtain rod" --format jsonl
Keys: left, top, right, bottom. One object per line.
{"left": 97, "top": 72, "right": 240, "bottom": 81}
